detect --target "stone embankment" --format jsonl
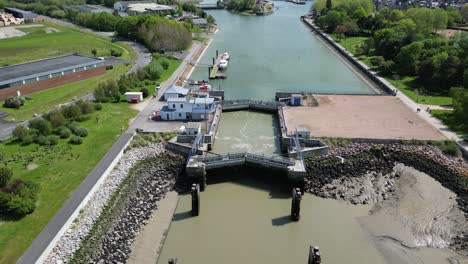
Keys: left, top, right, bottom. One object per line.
{"left": 45, "top": 143, "right": 183, "bottom": 263}
{"left": 69, "top": 152, "right": 185, "bottom": 263}
{"left": 305, "top": 143, "right": 468, "bottom": 252}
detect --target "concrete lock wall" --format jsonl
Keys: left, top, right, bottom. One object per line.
{"left": 0, "top": 66, "right": 106, "bottom": 99}
{"left": 302, "top": 18, "right": 396, "bottom": 96}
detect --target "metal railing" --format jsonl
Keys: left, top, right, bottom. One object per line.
{"left": 198, "top": 152, "right": 294, "bottom": 167}
{"left": 221, "top": 100, "right": 279, "bottom": 108}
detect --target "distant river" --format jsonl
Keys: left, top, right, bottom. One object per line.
{"left": 188, "top": 1, "right": 376, "bottom": 100}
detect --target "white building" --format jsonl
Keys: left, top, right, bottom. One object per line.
{"left": 163, "top": 85, "right": 190, "bottom": 101}
{"left": 114, "top": 1, "right": 173, "bottom": 15}
{"left": 161, "top": 97, "right": 216, "bottom": 121}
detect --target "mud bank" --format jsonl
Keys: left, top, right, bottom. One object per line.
{"left": 305, "top": 143, "right": 468, "bottom": 257}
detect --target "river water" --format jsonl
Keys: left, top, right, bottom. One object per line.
{"left": 188, "top": 2, "right": 376, "bottom": 100}
{"left": 156, "top": 2, "right": 460, "bottom": 264}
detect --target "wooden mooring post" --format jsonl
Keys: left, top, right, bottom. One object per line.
{"left": 291, "top": 187, "right": 302, "bottom": 221}
{"left": 308, "top": 245, "right": 321, "bottom": 264}
{"left": 168, "top": 258, "right": 178, "bottom": 264}
{"left": 191, "top": 183, "right": 200, "bottom": 216}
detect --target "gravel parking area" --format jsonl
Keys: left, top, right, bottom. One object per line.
{"left": 282, "top": 95, "right": 446, "bottom": 141}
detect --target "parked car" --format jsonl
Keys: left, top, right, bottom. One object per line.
{"left": 128, "top": 98, "right": 139, "bottom": 104}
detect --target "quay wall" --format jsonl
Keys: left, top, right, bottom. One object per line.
{"left": 301, "top": 18, "right": 396, "bottom": 96}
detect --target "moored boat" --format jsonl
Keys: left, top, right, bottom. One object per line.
{"left": 219, "top": 59, "right": 228, "bottom": 69}
{"left": 199, "top": 84, "right": 212, "bottom": 90}
{"left": 222, "top": 52, "right": 230, "bottom": 60}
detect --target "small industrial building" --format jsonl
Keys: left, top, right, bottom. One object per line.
{"left": 124, "top": 92, "right": 143, "bottom": 102}
{"left": 4, "top": 7, "right": 37, "bottom": 22}
{"left": 63, "top": 5, "right": 114, "bottom": 14}
{"left": 113, "top": 1, "right": 173, "bottom": 15}
{"left": 163, "top": 85, "right": 190, "bottom": 101}
{"left": 161, "top": 97, "right": 216, "bottom": 121}
{"left": 0, "top": 55, "right": 105, "bottom": 99}
{"left": 192, "top": 18, "right": 208, "bottom": 27}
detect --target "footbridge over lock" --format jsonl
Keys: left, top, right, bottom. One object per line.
{"left": 221, "top": 99, "right": 281, "bottom": 112}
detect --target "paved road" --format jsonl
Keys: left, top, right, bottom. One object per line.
{"left": 18, "top": 132, "right": 134, "bottom": 264}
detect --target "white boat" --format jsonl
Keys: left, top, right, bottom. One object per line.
{"left": 222, "top": 52, "right": 230, "bottom": 60}
{"left": 219, "top": 59, "right": 228, "bottom": 69}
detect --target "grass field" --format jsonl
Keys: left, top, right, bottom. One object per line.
{"left": 2, "top": 64, "right": 132, "bottom": 122}
{"left": 0, "top": 22, "right": 132, "bottom": 66}
{"left": 387, "top": 76, "right": 453, "bottom": 106}
{"left": 431, "top": 109, "right": 465, "bottom": 135}
{"left": 0, "top": 102, "right": 137, "bottom": 264}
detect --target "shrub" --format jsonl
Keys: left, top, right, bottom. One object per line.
{"left": 106, "top": 65, "right": 114, "bottom": 70}
{"left": 12, "top": 125, "right": 28, "bottom": 141}
{"left": 29, "top": 118, "right": 52, "bottom": 136}
{"left": 47, "top": 110, "right": 66, "bottom": 128}
{"left": 67, "top": 122, "right": 79, "bottom": 133}
{"left": 3, "top": 97, "right": 25, "bottom": 109}
{"left": 47, "top": 135, "right": 59, "bottom": 146}
{"left": 69, "top": 136, "right": 83, "bottom": 145}
{"left": 110, "top": 49, "right": 122, "bottom": 57}
{"left": 62, "top": 104, "right": 82, "bottom": 120}
{"left": 160, "top": 58, "right": 170, "bottom": 70}
{"left": 73, "top": 127, "right": 88, "bottom": 137}
{"left": 22, "top": 135, "right": 34, "bottom": 145}
{"left": 94, "top": 103, "right": 103, "bottom": 111}
{"left": 370, "top": 56, "right": 385, "bottom": 67}
{"left": 35, "top": 135, "right": 49, "bottom": 146}
{"left": 77, "top": 100, "right": 94, "bottom": 115}
{"left": 74, "top": 115, "right": 90, "bottom": 122}
{"left": 140, "top": 88, "right": 149, "bottom": 98}
{"left": 56, "top": 127, "right": 72, "bottom": 139}
{"left": 3, "top": 180, "right": 39, "bottom": 217}
{"left": 145, "top": 61, "right": 163, "bottom": 80}
{"left": 439, "top": 141, "right": 460, "bottom": 157}
{"left": 28, "top": 128, "right": 39, "bottom": 139}
{"left": 0, "top": 167, "right": 13, "bottom": 188}
{"left": 137, "top": 68, "right": 147, "bottom": 81}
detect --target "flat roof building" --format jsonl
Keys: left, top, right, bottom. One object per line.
{"left": 4, "top": 7, "right": 37, "bottom": 22}
{"left": 114, "top": 1, "right": 173, "bottom": 15}
{"left": 192, "top": 18, "right": 208, "bottom": 27}
{"left": 0, "top": 55, "right": 106, "bottom": 99}
{"left": 63, "top": 5, "right": 114, "bottom": 14}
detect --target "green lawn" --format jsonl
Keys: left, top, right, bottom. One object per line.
{"left": 387, "top": 76, "right": 453, "bottom": 106}
{"left": 431, "top": 109, "right": 466, "bottom": 135}
{"left": 2, "top": 64, "right": 132, "bottom": 122}
{"left": 0, "top": 103, "right": 138, "bottom": 264}
{"left": 0, "top": 22, "right": 132, "bottom": 66}
{"left": 16, "top": 25, "right": 47, "bottom": 34}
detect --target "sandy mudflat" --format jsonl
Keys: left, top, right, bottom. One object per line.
{"left": 360, "top": 165, "right": 468, "bottom": 264}
{"left": 282, "top": 95, "right": 446, "bottom": 140}
{"left": 128, "top": 191, "right": 179, "bottom": 264}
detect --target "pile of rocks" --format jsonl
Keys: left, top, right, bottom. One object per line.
{"left": 70, "top": 152, "right": 185, "bottom": 263}
{"left": 45, "top": 143, "right": 166, "bottom": 263}
{"left": 318, "top": 170, "right": 398, "bottom": 205}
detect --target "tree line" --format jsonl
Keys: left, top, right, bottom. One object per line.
{"left": 313, "top": 0, "right": 468, "bottom": 132}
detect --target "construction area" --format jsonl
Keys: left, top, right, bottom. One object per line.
{"left": 281, "top": 95, "right": 446, "bottom": 141}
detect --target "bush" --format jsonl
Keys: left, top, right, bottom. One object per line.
{"left": 160, "top": 58, "right": 170, "bottom": 70}
{"left": 145, "top": 61, "right": 163, "bottom": 80}
{"left": 62, "top": 104, "right": 82, "bottom": 120}
{"left": 94, "top": 103, "right": 103, "bottom": 111}
{"left": 110, "top": 49, "right": 122, "bottom": 57}
{"left": 140, "top": 88, "right": 149, "bottom": 98}
{"left": 106, "top": 65, "right": 114, "bottom": 70}
{"left": 77, "top": 100, "right": 95, "bottom": 115}
{"left": 3, "top": 97, "right": 25, "bottom": 109}
{"left": 56, "top": 127, "right": 72, "bottom": 139}
{"left": 12, "top": 125, "right": 28, "bottom": 141}
{"left": 73, "top": 127, "right": 88, "bottom": 137}
{"left": 47, "top": 110, "right": 66, "bottom": 128}
{"left": 1, "top": 180, "right": 39, "bottom": 217}
{"left": 439, "top": 141, "right": 460, "bottom": 157}
{"left": 370, "top": 56, "right": 385, "bottom": 67}
{"left": 35, "top": 135, "right": 49, "bottom": 146}
{"left": 0, "top": 167, "right": 13, "bottom": 188}
{"left": 47, "top": 135, "right": 59, "bottom": 145}
{"left": 22, "top": 135, "right": 34, "bottom": 145}
{"left": 29, "top": 118, "right": 52, "bottom": 136}
{"left": 69, "top": 136, "right": 83, "bottom": 145}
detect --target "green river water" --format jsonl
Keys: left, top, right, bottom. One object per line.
{"left": 155, "top": 2, "right": 452, "bottom": 264}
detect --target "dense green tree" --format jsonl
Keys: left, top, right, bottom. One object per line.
{"left": 0, "top": 167, "right": 13, "bottom": 188}
{"left": 450, "top": 87, "right": 468, "bottom": 132}
{"left": 316, "top": 10, "right": 346, "bottom": 33}
{"left": 374, "top": 28, "right": 408, "bottom": 59}
{"left": 12, "top": 125, "right": 28, "bottom": 142}
{"left": 29, "top": 119, "right": 52, "bottom": 136}
{"left": 462, "top": 4, "right": 468, "bottom": 23}
{"left": 397, "top": 41, "right": 423, "bottom": 75}
{"left": 326, "top": 0, "right": 332, "bottom": 9}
